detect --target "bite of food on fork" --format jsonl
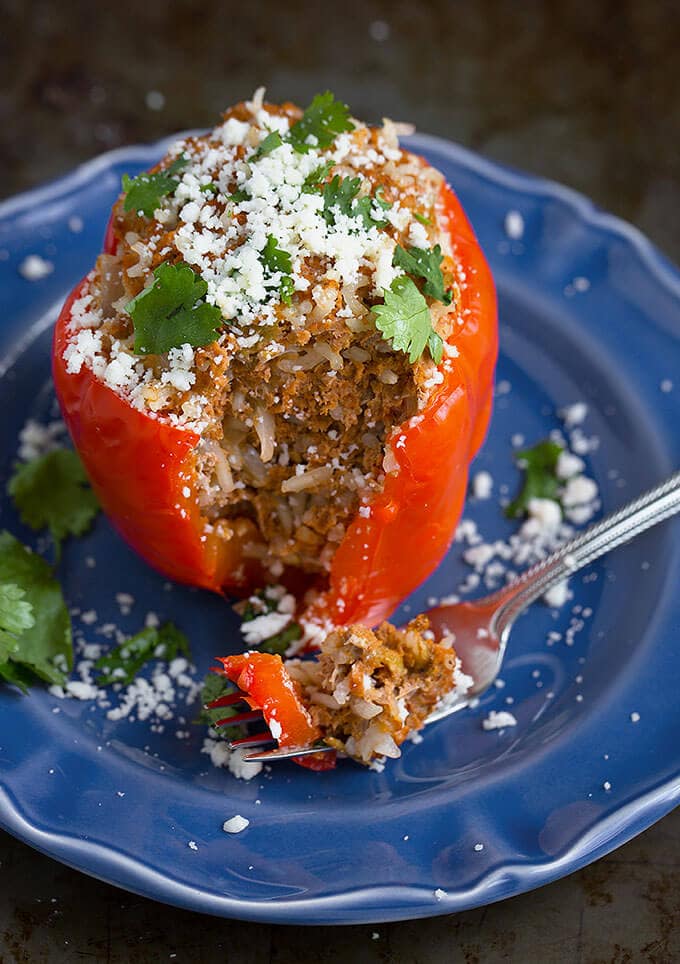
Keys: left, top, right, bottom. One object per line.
{"left": 207, "top": 469, "right": 680, "bottom": 769}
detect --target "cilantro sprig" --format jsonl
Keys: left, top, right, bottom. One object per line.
{"left": 94, "top": 622, "right": 190, "bottom": 687}
{"left": 126, "top": 262, "right": 223, "bottom": 355}
{"left": 251, "top": 130, "right": 284, "bottom": 160}
{"left": 0, "top": 531, "right": 72, "bottom": 691}
{"left": 505, "top": 441, "right": 564, "bottom": 519}
{"left": 122, "top": 155, "right": 189, "bottom": 218}
{"left": 195, "top": 671, "right": 241, "bottom": 738}
{"left": 288, "top": 91, "right": 354, "bottom": 153}
{"left": 260, "top": 235, "right": 295, "bottom": 305}
{"left": 322, "top": 175, "right": 388, "bottom": 229}
{"left": 8, "top": 449, "right": 99, "bottom": 558}
{"left": 373, "top": 277, "right": 444, "bottom": 364}
{"left": 302, "top": 160, "right": 335, "bottom": 193}
{"left": 0, "top": 583, "right": 34, "bottom": 663}
{"left": 393, "top": 244, "right": 452, "bottom": 304}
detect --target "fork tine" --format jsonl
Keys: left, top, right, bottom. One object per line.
{"left": 228, "top": 732, "right": 277, "bottom": 750}
{"left": 215, "top": 709, "right": 263, "bottom": 727}
{"left": 244, "top": 744, "right": 334, "bottom": 762}
{"left": 206, "top": 692, "right": 246, "bottom": 709}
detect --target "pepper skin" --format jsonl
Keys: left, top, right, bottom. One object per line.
{"left": 53, "top": 176, "right": 496, "bottom": 624}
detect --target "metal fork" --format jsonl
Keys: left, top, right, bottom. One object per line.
{"left": 212, "top": 470, "right": 680, "bottom": 763}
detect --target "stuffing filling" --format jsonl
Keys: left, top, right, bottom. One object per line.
{"left": 286, "top": 616, "right": 470, "bottom": 762}
{"left": 62, "top": 91, "right": 464, "bottom": 577}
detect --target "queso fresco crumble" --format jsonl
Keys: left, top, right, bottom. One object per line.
{"left": 61, "top": 90, "right": 466, "bottom": 576}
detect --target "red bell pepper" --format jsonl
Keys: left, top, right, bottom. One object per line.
{"left": 216, "top": 652, "right": 336, "bottom": 770}
{"left": 53, "top": 176, "right": 497, "bottom": 623}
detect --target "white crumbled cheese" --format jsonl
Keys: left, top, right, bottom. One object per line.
{"left": 630, "top": 711, "right": 640, "bottom": 723}
{"left": 471, "top": 470, "right": 493, "bottom": 499}
{"left": 504, "top": 210, "right": 524, "bottom": 239}
{"left": 482, "top": 710, "right": 518, "bottom": 731}
{"left": 65, "top": 681, "right": 100, "bottom": 700}
{"left": 19, "top": 254, "right": 54, "bottom": 280}
{"left": 603, "top": 781, "right": 612, "bottom": 791}
{"left": 17, "top": 418, "right": 66, "bottom": 461}
{"left": 543, "top": 580, "right": 570, "bottom": 608}
{"left": 560, "top": 402, "right": 588, "bottom": 427}
{"left": 269, "top": 718, "right": 282, "bottom": 740}
{"left": 473, "top": 842, "right": 484, "bottom": 852}
{"left": 556, "top": 451, "right": 585, "bottom": 479}
{"left": 201, "top": 738, "right": 263, "bottom": 780}
{"left": 660, "top": 379, "right": 673, "bottom": 393}
{"left": 562, "top": 476, "right": 598, "bottom": 508}
{"left": 524, "top": 497, "right": 562, "bottom": 534}
{"left": 188, "top": 840, "right": 198, "bottom": 851}
{"left": 223, "top": 814, "right": 250, "bottom": 834}
{"left": 241, "top": 611, "right": 292, "bottom": 646}
{"left": 434, "top": 888, "right": 448, "bottom": 901}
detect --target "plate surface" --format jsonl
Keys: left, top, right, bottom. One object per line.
{"left": 0, "top": 134, "right": 678, "bottom": 924}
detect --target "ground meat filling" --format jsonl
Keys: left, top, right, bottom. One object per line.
{"left": 286, "top": 616, "right": 466, "bottom": 763}
{"left": 66, "top": 92, "right": 463, "bottom": 578}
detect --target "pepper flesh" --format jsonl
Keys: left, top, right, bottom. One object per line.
{"left": 53, "top": 176, "right": 496, "bottom": 623}
{"left": 216, "top": 653, "right": 336, "bottom": 770}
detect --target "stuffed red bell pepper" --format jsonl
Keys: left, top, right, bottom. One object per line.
{"left": 53, "top": 92, "right": 497, "bottom": 627}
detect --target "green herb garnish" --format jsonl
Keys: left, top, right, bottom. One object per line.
{"left": 126, "top": 262, "right": 222, "bottom": 355}
{"left": 302, "top": 160, "right": 335, "bottom": 193}
{"left": 229, "top": 188, "right": 248, "bottom": 203}
{"left": 374, "top": 186, "right": 391, "bottom": 210}
{"left": 251, "top": 130, "right": 284, "bottom": 160}
{"left": 288, "top": 91, "right": 354, "bottom": 153}
{"left": 195, "top": 671, "right": 241, "bottom": 738}
{"left": 322, "top": 175, "right": 387, "bottom": 229}
{"left": 413, "top": 211, "right": 431, "bottom": 226}
{"left": 0, "top": 583, "right": 34, "bottom": 663}
{"left": 373, "top": 276, "right": 444, "bottom": 364}
{"left": 505, "top": 440, "right": 564, "bottom": 519}
{"left": 259, "top": 622, "right": 302, "bottom": 656}
{"left": 94, "top": 622, "right": 190, "bottom": 687}
{"left": 393, "top": 244, "right": 452, "bottom": 304}
{"left": 0, "top": 531, "right": 72, "bottom": 690}
{"left": 200, "top": 182, "right": 219, "bottom": 194}
{"left": 260, "top": 235, "right": 295, "bottom": 305}
{"left": 8, "top": 449, "right": 99, "bottom": 559}
{"left": 122, "top": 155, "right": 189, "bottom": 218}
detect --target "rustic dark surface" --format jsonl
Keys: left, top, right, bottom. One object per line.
{"left": 1, "top": 0, "right": 678, "bottom": 960}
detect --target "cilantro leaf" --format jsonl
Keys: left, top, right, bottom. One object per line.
{"left": 302, "top": 160, "right": 335, "bottom": 193}
{"left": 126, "top": 262, "right": 223, "bottom": 355}
{"left": 373, "top": 276, "right": 444, "bottom": 364}
{"left": 194, "top": 671, "right": 241, "bottom": 737}
{"left": 393, "top": 244, "right": 452, "bottom": 304}
{"left": 251, "top": 130, "right": 284, "bottom": 160}
{"left": 94, "top": 621, "right": 190, "bottom": 687}
{"left": 8, "top": 449, "right": 99, "bottom": 558}
{"left": 0, "top": 582, "right": 34, "bottom": 663}
{"left": 0, "top": 531, "right": 72, "bottom": 687}
{"left": 413, "top": 212, "right": 431, "bottom": 226}
{"left": 259, "top": 622, "right": 302, "bottom": 656}
{"left": 122, "top": 155, "right": 189, "bottom": 218}
{"left": 322, "top": 175, "right": 360, "bottom": 224}
{"left": 288, "top": 91, "right": 354, "bottom": 153}
{"left": 200, "top": 182, "right": 218, "bottom": 194}
{"left": 505, "top": 441, "right": 564, "bottom": 519}
{"left": 260, "top": 235, "right": 295, "bottom": 305}
{"left": 374, "top": 186, "right": 391, "bottom": 210}
{"left": 229, "top": 188, "right": 248, "bottom": 203}
{"left": 322, "top": 176, "right": 387, "bottom": 229}
{"left": 0, "top": 660, "right": 35, "bottom": 694}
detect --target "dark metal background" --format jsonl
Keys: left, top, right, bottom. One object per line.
{"left": 0, "top": 1, "right": 678, "bottom": 959}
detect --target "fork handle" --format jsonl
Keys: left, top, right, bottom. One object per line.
{"left": 489, "top": 470, "right": 680, "bottom": 640}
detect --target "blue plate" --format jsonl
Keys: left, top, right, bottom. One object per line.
{"left": 0, "top": 134, "right": 678, "bottom": 924}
